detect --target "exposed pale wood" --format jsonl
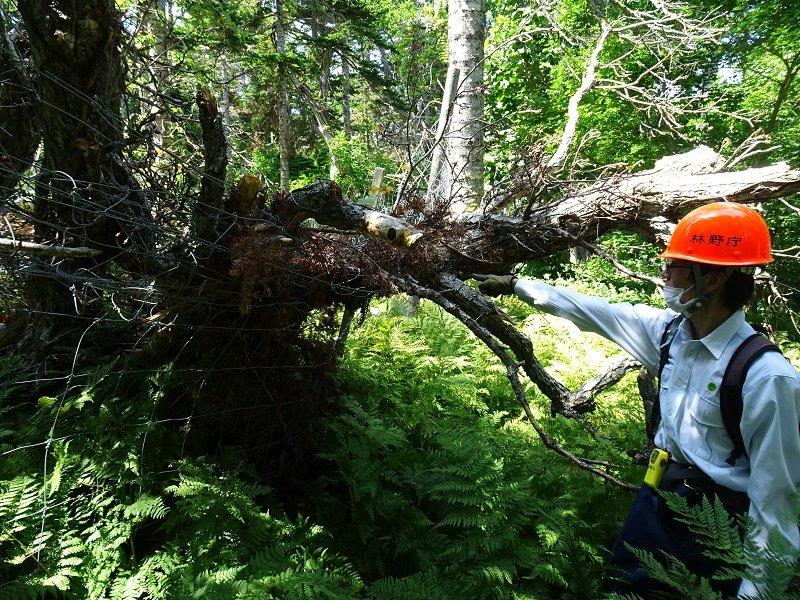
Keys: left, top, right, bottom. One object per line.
{"left": 284, "top": 181, "right": 422, "bottom": 248}
{"left": 427, "top": 65, "right": 460, "bottom": 205}
{"left": 547, "top": 21, "right": 611, "bottom": 170}
{"left": 0, "top": 238, "right": 101, "bottom": 258}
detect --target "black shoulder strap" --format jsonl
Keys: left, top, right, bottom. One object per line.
{"left": 658, "top": 316, "right": 684, "bottom": 379}
{"left": 650, "top": 316, "right": 684, "bottom": 440}
{"left": 720, "top": 333, "right": 781, "bottom": 465}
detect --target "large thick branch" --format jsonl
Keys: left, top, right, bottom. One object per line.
{"left": 435, "top": 273, "right": 640, "bottom": 416}
{"left": 435, "top": 273, "right": 571, "bottom": 409}
{"left": 284, "top": 182, "right": 422, "bottom": 248}
{"left": 456, "top": 147, "right": 800, "bottom": 272}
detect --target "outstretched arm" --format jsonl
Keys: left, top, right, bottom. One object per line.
{"left": 513, "top": 278, "right": 671, "bottom": 373}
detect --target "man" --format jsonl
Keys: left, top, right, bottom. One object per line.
{"left": 474, "top": 202, "right": 800, "bottom": 597}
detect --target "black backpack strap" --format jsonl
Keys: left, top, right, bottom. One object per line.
{"left": 650, "top": 316, "right": 684, "bottom": 440}
{"left": 658, "top": 316, "right": 684, "bottom": 379}
{"left": 720, "top": 333, "right": 781, "bottom": 466}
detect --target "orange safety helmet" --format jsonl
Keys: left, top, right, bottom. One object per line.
{"left": 659, "top": 202, "right": 773, "bottom": 266}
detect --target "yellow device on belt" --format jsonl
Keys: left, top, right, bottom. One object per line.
{"left": 644, "top": 448, "right": 670, "bottom": 488}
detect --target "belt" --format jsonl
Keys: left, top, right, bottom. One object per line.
{"left": 659, "top": 461, "right": 749, "bottom": 514}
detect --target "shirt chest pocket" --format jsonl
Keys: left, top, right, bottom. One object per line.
{"left": 659, "top": 365, "right": 674, "bottom": 390}
{"left": 682, "top": 388, "right": 728, "bottom": 462}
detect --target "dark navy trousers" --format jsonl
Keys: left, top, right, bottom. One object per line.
{"left": 603, "top": 483, "right": 742, "bottom": 597}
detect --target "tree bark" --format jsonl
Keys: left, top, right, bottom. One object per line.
{"left": 445, "top": 0, "right": 485, "bottom": 215}
{"left": 275, "top": 0, "right": 291, "bottom": 190}
{"left": 0, "top": 21, "right": 40, "bottom": 201}
{"left": 193, "top": 88, "right": 228, "bottom": 252}
{"left": 11, "top": 0, "right": 156, "bottom": 352}
{"left": 17, "top": 0, "right": 154, "bottom": 258}
{"left": 341, "top": 52, "right": 353, "bottom": 140}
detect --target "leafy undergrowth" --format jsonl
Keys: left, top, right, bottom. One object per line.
{"left": 310, "top": 297, "right": 641, "bottom": 598}
{"left": 11, "top": 281, "right": 758, "bottom": 599}
{"left": 0, "top": 296, "right": 640, "bottom": 599}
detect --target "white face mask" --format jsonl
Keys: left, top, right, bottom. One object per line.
{"left": 662, "top": 284, "right": 700, "bottom": 316}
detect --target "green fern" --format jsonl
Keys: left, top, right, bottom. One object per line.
{"left": 615, "top": 491, "right": 800, "bottom": 600}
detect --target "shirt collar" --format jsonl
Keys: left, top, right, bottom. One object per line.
{"left": 680, "top": 310, "right": 746, "bottom": 359}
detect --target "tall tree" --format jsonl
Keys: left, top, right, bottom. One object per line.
{"left": 276, "top": 0, "right": 292, "bottom": 190}
{"left": 445, "top": 0, "right": 485, "bottom": 214}
{"left": 12, "top": 0, "right": 154, "bottom": 348}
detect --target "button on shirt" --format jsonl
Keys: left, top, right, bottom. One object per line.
{"left": 514, "top": 279, "right": 800, "bottom": 597}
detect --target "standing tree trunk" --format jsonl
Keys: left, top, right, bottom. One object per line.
{"left": 18, "top": 0, "right": 152, "bottom": 254}
{"left": 341, "top": 52, "right": 353, "bottom": 140}
{"left": 0, "top": 21, "right": 40, "bottom": 201}
{"left": 445, "top": 0, "right": 485, "bottom": 215}
{"left": 16, "top": 0, "right": 154, "bottom": 350}
{"left": 765, "top": 58, "right": 800, "bottom": 134}
{"left": 142, "top": 0, "right": 169, "bottom": 149}
{"left": 276, "top": 0, "right": 291, "bottom": 191}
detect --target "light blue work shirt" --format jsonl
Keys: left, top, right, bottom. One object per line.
{"left": 514, "top": 279, "right": 800, "bottom": 597}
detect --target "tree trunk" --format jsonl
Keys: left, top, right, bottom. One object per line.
{"left": 142, "top": 0, "right": 169, "bottom": 148}
{"left": 220, "top": 58, "right": 233, "bottom": 141}
{"left": 11, "top": 0, "right": 156, "bottom": 353}
{"left": 0, "top": 22, "right": 40, "bottom": 201}
{"left": 276, "top": 0, "right": 291, "bottom": 191}
{"left": 427, "top": 65, "right": 460, "bottom": 206}
{"left": 319, "top": 47, "right": 332, "bottom": 101}
{"left": 17, "top": 0, "right": 153, "bottom": 259}
{"left": 193, "top": 89, "right": 228, "bottom": 251}
{"left": 341, "top": 52, "right": 353, "bottom": 140}
{"left": 765, "top": 59, "right": 799, "bottom": 134}
{"left": 273, "top": 147, "right": 800, "bottom": 438}
{"left": 289, "top": 74, "right": 339, "bottom": 179}
{"left": 546, "top": 22, "right": 610, "bottom": 171}
{"left": 445, "top": 0, "right": 485, "bottom": 215}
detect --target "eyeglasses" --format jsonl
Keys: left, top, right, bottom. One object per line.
{"left": 662, "top": 263, "right": 693, "bottom": 275}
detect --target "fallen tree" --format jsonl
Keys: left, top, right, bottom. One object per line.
{"left": 2, "top": 0, "right": 800, "bottom": 486}
{"left": 240, "top": 145, "right": 799, "bottom": 487}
